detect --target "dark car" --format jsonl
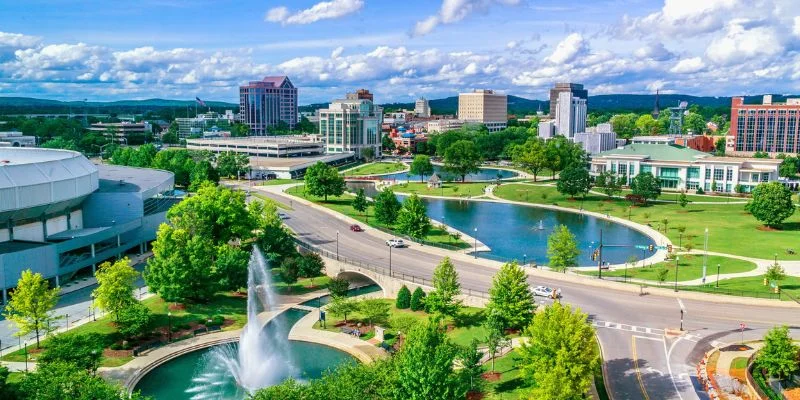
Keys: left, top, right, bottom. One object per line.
{"left": 350, "top": 224, "right": 363, "bottom": 232}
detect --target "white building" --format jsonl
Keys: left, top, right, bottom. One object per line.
{"left": 538, "top": 120, "right": 556, "bottom": 139}
{"left": 590, "top": 144, "right": 782, "bottom": 193}
{"left": 630, "top": 135, "right": 678, "bottom": 145}
{"left": 415, "top": 98, "right": 431, "bottom": 118}
{"left": 318, "top": 97, "right": 382, "bottom": 157}
{"left": 574, "top": 123, "right": 617, "bottom": 155}
{"left": 555, "top": 91, "right": 587, "bottom": 138}
{"left": 0, "top": 132, "right": 36, "bottom": 147}
{"left": 175, "top": 112, "right": 231, "bottom": 138}
{"left": 427, "top": 119, "right": 465, "bottom": 133}
{"left": 458, "top": 89, "right": 507, "bottom": 132}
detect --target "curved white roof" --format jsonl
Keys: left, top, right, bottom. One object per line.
{"left": 0, "top": 148, "right": 99, "bottom": 214}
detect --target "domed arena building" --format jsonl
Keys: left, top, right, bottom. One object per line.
{"left": 0, "top": 148, "right": 177, "bottom": 302}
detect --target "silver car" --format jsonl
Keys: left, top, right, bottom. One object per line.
{"left": 533, "top": 285, "right": 554, "bottom": 297}
{"left": 386, "top": 239, "right": 406, "bottom": 248}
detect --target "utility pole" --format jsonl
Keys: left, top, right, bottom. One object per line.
{"left": 597, "top": 229, "right": 603, "bottom": 279}
{"left": 702, "top": 227, "right": 708, "bottom": 284}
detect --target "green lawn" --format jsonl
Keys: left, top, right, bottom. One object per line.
{"left": 342, "top": 162, "right": 407, "bottom": 176}
{"left": 1, "top": 293, "right": 249, "bottom": 366}
{"left": 493, "top": 183, "right": 800, "bottom": 260}
{"left": 731, "top": 357, "right": 749, "bottom": 370}
{"left": 260, "top": 179, "right": 301, "bottom": 186}
{"left": 697, "top": 274, "right": 800, "bottom": 299}
{"left": 287, "top": 185, "right": 470, "bottom": 249}
{"left": 616, "top": 189, "right": 748, "bottom": 203}
{"left": 392, "top": 182, "right": 489, "bottom": 198}
{"left": 251, "top": 192, "right": 292, "bottom": 210}
{"left": 483, "top": 349, "right": 529, "bottom": 399}
{"left": 579, "top": 254, "right": 757, "bottom": 282}
{"left": 271, "top": 269, "right": 332, "bottom": 296}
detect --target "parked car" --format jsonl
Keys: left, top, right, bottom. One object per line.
{"left": 350, "top": 224, "right": 363, "bottom": 232}
{"left": 532, "top": 285, "right": 554, "bottom": 298}
{"left": 386, "top": 238, "right": 406, "bottom": 248}
{"left": 278, "top": 212, "right": 289, "bottom": 220}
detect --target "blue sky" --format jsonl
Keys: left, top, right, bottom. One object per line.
{"left": 1, "top": 0, "right": 799, "bottom": 104}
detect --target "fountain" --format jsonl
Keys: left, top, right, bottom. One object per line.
{"left": 184, "top": 247, "right": 296, "bottom": 399}
{"left": 537, "top": 220, "right": 545, "bottom": 230}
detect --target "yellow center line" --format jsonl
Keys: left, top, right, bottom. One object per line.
{"left": 631, "top": 336, "right": 650, "bottom": 400}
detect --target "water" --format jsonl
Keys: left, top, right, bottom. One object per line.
{"left": 134, "top": 309, "right": 354, "bottom": 399}
{"left": 419, "top": 197, "right": 654, "bottom": 266}
{"left": 380, "top": 166, "right": 517, "bottom": 182}
{"left": 135, "top": 248, "right": 353, "bottom": 400}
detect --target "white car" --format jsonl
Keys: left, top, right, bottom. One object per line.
{"left": 386, "top": 239, "right": 406, "bottom": 248}
{"left": 533, "top": 285, "right": 554, "bottom": 298}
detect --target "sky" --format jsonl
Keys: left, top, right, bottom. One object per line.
{"left": 0, "top": 0, "right": 799, "bottom": 104}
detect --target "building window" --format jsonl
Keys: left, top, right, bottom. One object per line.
{"left": 640, "top": 165, "right": 652, "bottom": 174}
{"left": 686, "top": 181, "right": 699, "bottom": 190}
{"left": 687, "top": 167, "right": 700, "bottom": 179}
{"left": 705, "top": 168, "right": 711, "bottom": 179}
{"left": 725, "top": 169, "right": 733, "bottom": 181}
{"left": 761, "top": 173, "right": 770, "bottom": 182}
{"left": 714, "top": 169, "right": 724, "bottom": 181}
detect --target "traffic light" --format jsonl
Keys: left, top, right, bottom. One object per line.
{"left": 648, "top": 244, "right": 654, "bottom": 252}
{"left": 667, "top": 244, "right": 673, "bottom": 252}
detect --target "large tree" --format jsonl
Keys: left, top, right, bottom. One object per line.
{"left": 396, "top": 194, "right": 432, "bottom": 240}
{"left": 426, "top": 257, "right": 462, "bottom": 318}
{"left": 556, "top": 163, "right": 591, "bottom": 199}
{"left": 630, "top": 172, "right": 662, "bottom": 204}
{"left": 92, "top": 257, "right": 138, "bottom": 322}
{"left": 409, "top": 155, "right": 434, "bottom": 182}
{"left": 327, "top": 296, "right": 360, "bottom": 324}
{"left": 755, "top": 326, "right": 800, "bottom": 379}
{"left": 20, "top": 361, "right": 151, "bottom": 400}
{"left": 216, "top": 151, "right": 249, "bottom": 179}
{"left": 486, "top": 261, "right": 535, "bottom": 330}
{"left": 304, "top": 161, "right": 346, "bottom": 201}
{"left": 511, "top": 138, "right": 547, "bottom": 182}
{"left": 443, "top": 140, "right": 481, "bottom": 182}
{"left": 374, "top": 187, "right": 401, "bottom": 225}
{"left": 610, "top": 113, "right": 638, "bottom": 139}
{"left": 145, "top": 226, "right": 217, "bottom": 302}
{"left": 394, "top": 321, "right": 466, "bottom": 400}
{"left": 547, "top": 225, "right": 579, "bottom": 272}
{"left": 519, "top": 302, "right": 599, "bottom": 400}
{"left": 38, "top": 333, "right": 104, "bottom": 373}
{"left": 746, "top": 182, "right": 795, "bottom": 227}
{"left": 3, "top": 270, "right": 60, "bottom": 348}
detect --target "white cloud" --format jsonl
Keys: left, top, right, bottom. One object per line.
{"left": 670, "top": 57, "right": 705, "bottom": 74}
{"left": 545, "top": 33, "right": 588, "bottom": 64}
{"left": 0, "top": 32, "right": 41, "bottom": 49}
{"left": 331, "top": 46, "right": 344, "bottom": 59}
{"left": 620, "top": 0, "right": 740, "bottom": 37}
{"left": 634, "top": 42, "right": 675, "bottom": 61}
{"left": 412, "top": 0, "right": 521, "bottom": 36}
{"left": 265, "top": 0, "right": 363, "bottom": 25}
{"left": 705, "top": 20, "right": 783, "bottom": 65}
{"left": 794, "top": 16, "right": 800, "bottom": 37}
{"left": 464, "top": 62, "right": 478, "bottom": 75}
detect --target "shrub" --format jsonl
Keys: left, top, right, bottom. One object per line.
{"left": 116, "top": 302, "right": 153, "bottom": 339}
{"left": 696, "top": 187, "right": 705, "bottom": 194}
{"left": 410, "top": 287, "right": 426, "bottom": 311}
{"left": 396, "top": 285, "right": 411, "bottom": 309}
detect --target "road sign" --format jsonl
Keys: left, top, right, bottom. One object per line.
{"left": 739, "top": 323, "right": 746, "bottom": 331}
{"left": 656, "top": 245, "right": 668, "bottom": 250}
{"left": 635, "top": 245, "right": 649, "bottom": 250}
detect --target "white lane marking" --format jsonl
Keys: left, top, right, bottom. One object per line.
{"left": 647, "top": 367, "right": 665, "bottom": 376}
{"left": 633, "top": 334, "right": 663, "bottom": 342}
{"left": 664, "top": 337, "right": 685, "bottom": 400}
{"left": 592, "top": 320, "right": 665, "bottom": 336}
{"left": 677, "top": 298, "right": 686, "bottom": 313}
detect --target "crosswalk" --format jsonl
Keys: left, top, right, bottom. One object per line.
{"left": 590, "top": 319, "right": 665, "bottom": 336}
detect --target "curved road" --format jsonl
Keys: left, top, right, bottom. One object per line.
{"left": 257, "top": 187, "right": 799, "bottom": 400}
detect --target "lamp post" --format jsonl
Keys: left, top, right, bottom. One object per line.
{"left": 702, "top": 227, "right": 709, "bottom": 284}
{"left": 388, "top": 244, "right": 393, "bottom": 277}
{"left": 24, "top": 342, "right": 28, "bottom": 372}
{"left": 66, "top": 313, "right": 69, "bottom": 330}
{"left": 716, "top": 263, "right": 721, "bottom": 288}
{"left": 167, "top": 312, "right": 172, "bottom": 342}
{"left": 473, "top": 227, "right": 478, "bottom": 259}
{"left": 523, "top": 254, "right": 527, "bottom": 267}
{"left": 336, "top": 230, "right": 340, "bottom": 261}
{"left": 674, "top": 256, "right": 680, "bottom": 292}
{"left": 774, "top": 253, "right": 778, "bottom": 265}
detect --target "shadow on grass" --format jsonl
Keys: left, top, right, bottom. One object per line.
{"left": 778, "top": 222, "right": 800, "bottom": 231}
{"left": 453, "top": 309, "right": 485, "bottom": 328}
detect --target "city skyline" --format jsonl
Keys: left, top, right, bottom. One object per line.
{"left": 1, "top": 0, "right": 799, "bottom": 103}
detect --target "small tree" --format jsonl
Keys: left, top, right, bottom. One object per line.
{"left": 678, "top": 192, "right": 688, "bottom": 208}
{"left": 327, "top": 296, "right": 360, "bottom": 324}
{"left": 410, "top": 155, "right": 434, "bottom": 182}
{"left": 116, "top": 302, "right": 153, "bottom": 339}
{"left": 374, "top": 187, "right": 401, "bottom": 225}
{"left": 426, "top": 257, "right": 462, "bottom": 318}
{"left": 394, "top": 321, "right": 465, "bottom": 400}
{"left": 486, "top": 261, "right": 535, "bottom": 330}
{"left": 328, "top": 277, "right": 350, "bottom": 298}
{"left": 459, "top": 339, "right": 484, "bottom": 393}
{"left": 38, "top": 333, "right": 104, "bottom": 374}
{"left": 661, "top": 218, "right": 669, "bottom": 234}
{"left": 299, "top": 252, "right": 325, "bottom": 287}
{"left": 93, "top": 258, "right": 139, "bottom": 322}
{"left": 756, "top": 326, "right": 800, "bottom": 379}
{"left": 361, "top": 147, "right": 375, "bottom": 162}
{"left": 745, "top": 182, "right": 795, "bottom": 227}
{"left": 396, "top": 194, "right": 432, "bottom": 239}
{"left": 765, "top": 263, "right": 787, "bottom": 289}
{"left": 279, "top": 257, "right": 300, "bottom": 292}
{"left": 359, "top": 298, "right": 390, "bottom": 327}
{"left": 630, "top": 172, "right": 662, "bottom": 204}
{"left": 352, "top": 188, "right": 369, "bottom": 222}
{"left": 656, "top": 268, "right": 669, "bottom": 284}
{"left": 304, "top": 161, "right": 346, "bottom": 201}
{"left": 4, "top": 270, "right": 60, "bottom": 348}
{"left": 410, "top": 287, "right": 426, "bottom": 311}
{"left": 556, "top": 163, "right": 592, "bottom": 199}
{"left": 483, "top": 309, "right": 511, "bottom": 373}
{"left": 547, "top": 225, "right": 579, "bottom": 272}
{"left": 595, "top": 171, "right": 622, "bottom": 198}
{"left": 396, "top": 285, "right": 411, "bottom": 309}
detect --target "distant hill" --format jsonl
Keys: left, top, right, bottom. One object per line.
{"left": 0, "top": 97, "right": 238, "bottom": 115}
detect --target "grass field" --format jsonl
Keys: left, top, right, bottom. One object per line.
{"left": 342, "top": 162, "right": 407, "bottom": 176}
{"left": 615, "top": 189, "right": 747, "bottom": 203}
{"left": 579, "top": 254, "right": 758, "bottom": 282}
{"left": 392, "top": 182, "right": 489, "bottom": 198}
{"left": 702, "top": 274, "right": 800, "bottom": 298}
{"left": 260, "top": 179, "right": 301, "bottom": 186}
{"left": 493, "top": 183, "right": 800, "bottom": 260}
{"left": 287, "top": 185, "right": 470, "bottom": 249}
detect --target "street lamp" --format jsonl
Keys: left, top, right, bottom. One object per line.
{"left": 674, "top": 256, "right": 680, "bottom": 292}
{"left": 388, "top": 244, "right": 393, "bottom": 277}
{"left": 523, "top": 254, "right": 527, "bottom": 267}
{"left": 716, "top": 263, "right": 721, "bottom": 288}
{"left": 66, "top": 313, "right": 69, "bottom": 330}
{"left": 167, "top": 312, "right": 172, "bottom": 342}
{"left": 774, "top": 253, "right": 778, "bottom": 265}
{"left": 24, "top": 342, "right": 28, "bottom": 372}
{"left": 473, "top": 227, "right": 478, "bottom": 259}
{"left": 336, "top": 230, "right": 340, "bottom": 261}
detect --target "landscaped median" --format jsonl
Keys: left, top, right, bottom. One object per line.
{"left": 577, "top": 254, "right": 758, "bottom": 282}
{"left": 341, "top": 161, "right": 407, "bottom": 177}
{"left": 493, "top": 183, "right": 800, "bottom": 261}
{"left": 391, "top": 181, "right": 490, "bottom": 198}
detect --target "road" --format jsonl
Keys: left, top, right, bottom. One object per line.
{"left": 259, "top": 187, "right": 800, "bottom": 400}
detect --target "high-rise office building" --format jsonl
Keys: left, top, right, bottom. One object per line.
{"left": 549, "top": 83, "right": 588, "bottom": 118}
{"left": 555, "top": 91, "right": 587, "bottom": 138}
{"left": 457, "top": 89, "right": 507, "bottom": 132}
{"left": 239, "top": 76, "right": 298, "bottom": 136}
{"left": 346, "top": 89, "right": 374, "bottom": 102}
{"left": 415, "top": 97, "right": 430, "bottom": 118}
{"left": 318, "top": 97, "right": 382, "bottom": 157}
{"left": 730, "top": 95, "right": 800, "bottom": 155}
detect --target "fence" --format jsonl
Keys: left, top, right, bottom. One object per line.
{"left": 293, "top": 238, "right": 489, "bottom": 300}
{"left": 586, "top": 274, "right": 788, "bottom": 301}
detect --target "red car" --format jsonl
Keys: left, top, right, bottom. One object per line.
{"left": 349, "top": 224, "right": 363, "bottom": 232}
